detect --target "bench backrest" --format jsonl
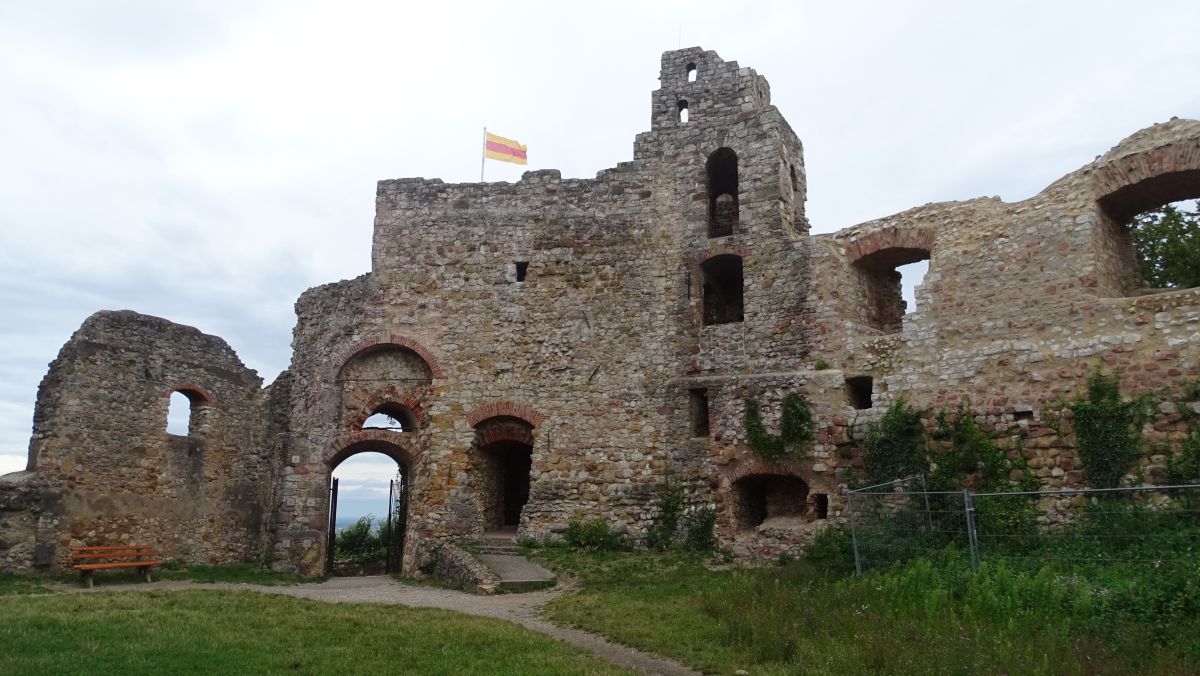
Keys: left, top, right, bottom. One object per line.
{"left": 71, "top": 545, "right": 157, "bottom": 561}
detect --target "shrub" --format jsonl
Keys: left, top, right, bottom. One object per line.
{"left": 645, "top": 479, "right": 685, "bottom": 550}
{"left": 744, "top": 392, "right": 814, "bottom": 461}
{"left": 1166, "top": 431, "right": 1200, "bottom": 485}
{"left": 802, "top": 524, "right": 856, "bottom": 577}
{"left": 929, "top": 407, "right": 1007, "bottom": 490}
{"left": 334, "top": 516, "right": 385, "bottom": 562}
{"left": 1069, "top": 370, "right": 1153, "bottom": 488}
{"left": 564, "top": 518, "right": 628, "bottom": 551}
{"left": 683, "top": 506, "right": 717, "bottom": 552}
{"left": 863, "top": 397, "right": 926, "bottom": 485}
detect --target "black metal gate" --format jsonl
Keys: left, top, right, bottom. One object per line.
{"left": 326, "top": 477, "right": 339, "bottom": 575}
{"left": 385, "top": 473, "right": 408, "bottom": 574}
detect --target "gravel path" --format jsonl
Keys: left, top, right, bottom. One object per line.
{"left": 57, "top": 576, "right": 700, "bottom": 676}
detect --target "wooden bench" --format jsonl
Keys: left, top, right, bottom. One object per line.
{"left": 71, "top": 545, "right": 164, "bottom": 588}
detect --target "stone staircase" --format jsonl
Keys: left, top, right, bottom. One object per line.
{"left": 473, "top": 530, "right": 555, "bottom": 593}
{"left": 476, "top": 532, "right": 521, "bottom": 556}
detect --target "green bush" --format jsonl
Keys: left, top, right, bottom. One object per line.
{"left": 863, "top": 397, "right": 926, "bottom": 485}
{"left": 563, "top": 518, "right": 628, "bottom": 552}
{"left": 645, "top": 479, "right": 684, "bottom": 550}
{"left": 683, "top": 506, "right": 717, "bottom": 552}
{"left": 1166, "top": 431, "right": 1200, "bottom": 484}
{"left": 335, "top": 515, "right": 385, "bottom": 562}
{"left": 1069, "top": 370, "right": 1154, "bottom": 488}
{"left": 801, "top": 524, "right": 856, "bottom": 577}
{"left": 744, "top": 392, "right": 814, "bottom": 461}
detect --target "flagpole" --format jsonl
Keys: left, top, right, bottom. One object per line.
{"left": 480, "top": 126, "right": 486, "bottom": 182}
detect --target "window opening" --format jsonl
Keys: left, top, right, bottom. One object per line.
{"left": 166, "top": 390, "right": 197, "bottom": 436}
{"left": 362, "top": 404, "right": 417, "bottom": 432}
{"left": 701, "top": 254, "right": 744, "bottom": 325}
{"left": 1127, "top": 199, "right": 1200, "bottom": 290}
{"left": 813, "top": 493, "right": 828, "bottom": 520}
{"left": 706, "top": 148, "right": 739, "bottom": 237}
{"left": 677, "top": 100, "right": 689, "bottom": 123}
{"left": 686, "top": 63, "right": 697, "bottom": 82}
{"left": 1097, "top": 169, "right": 1200, "bottom": 296}
{"left": 689, "top": 388, "right": 710, "bottom": 437}
{"left": 853, "top": 247, "right": 930, "bottom": 333}
{"left": 515, "top": 261, "right": 529, "bottom": 282}
{"left": 845, "top": 376, "right": 873, "bottom": 410}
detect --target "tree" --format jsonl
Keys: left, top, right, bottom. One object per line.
{"left": 1128, "top": 200, "right": 1200, "bottom": 289}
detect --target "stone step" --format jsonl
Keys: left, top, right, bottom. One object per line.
{"left": 474, "top": 553, "right": 555, "bottom": 593}
{"left": 476, "top": 545, "right": 520, "bottom": 555}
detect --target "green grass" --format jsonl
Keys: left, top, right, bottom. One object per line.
{"left": 0, "top": 572, "right": 52, "bottom": 595}
{"left": 0, "top": 590, "right": 631, "bottom": 675}
{"left": 49, "top": 561, "right": 313, "bottom": 587}
{"left": 535, "top": 546, "right": 1200, "bottom": 675}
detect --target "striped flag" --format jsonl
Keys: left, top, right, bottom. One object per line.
{"left": 484, "top": 131, "right": 528, "bottom": 165}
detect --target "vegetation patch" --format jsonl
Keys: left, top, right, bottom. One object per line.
{"left": 744, "top": 391, "right": 814, "bottom": 461}
{"left": 1069, "top": 370, "right": 1155, "bottom": 488}
{"left": 537, "top": 515, "right": 1200, "bottom": 676}
{"left": 0, "top": 590, "right": 629, "bottom": 675}
{"left": 0, "top": 572, "right": 53, "bottom": 596}
{"left": 861, "top": 397, "right": 926, "bottom": 486}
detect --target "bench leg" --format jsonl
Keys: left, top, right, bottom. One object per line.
{"left": 82, "top": 570, "right": 94, "bottom": 589}
{"left": 140, "top": 566, "right": 152, "bottom": 583}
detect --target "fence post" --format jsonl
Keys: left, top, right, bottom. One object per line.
{"left": 919, "top": 473, "right": 933, "bottom": 532}
{"left": 847, "top": 491, "right": 863, "bottom": 577}
{"left": 963, "top": 489, "right": 980, "bottom": 572}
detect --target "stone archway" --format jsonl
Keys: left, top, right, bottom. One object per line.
{"left": 323, "top": 437, "right": 418, "bottom": 575}
{"left": 471, "top": 417, "right": 535, "bottom": 534}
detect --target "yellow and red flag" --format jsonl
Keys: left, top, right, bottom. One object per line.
{"left": 484, "top": 131, "right": 528, "bottom": 165}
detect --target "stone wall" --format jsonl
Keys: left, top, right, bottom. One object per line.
{"left": 3, "top": 48, "right": 1198, "bottom": 575}
{"left": 4, "top": 311, "right": 272, "bottom": 570}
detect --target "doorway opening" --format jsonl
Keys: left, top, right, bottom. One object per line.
{"left": 472, "top": 416, "right": 535, "bottom": 535}
{"left": 479, "top": 439, "right": 532, "bottom": 533}
{"left": 327, "top": 449, "right": 408, "bottom": 576}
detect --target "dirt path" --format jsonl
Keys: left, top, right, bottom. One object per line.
{"left": 56, "top": 576, "right": 700, "bottom": 676}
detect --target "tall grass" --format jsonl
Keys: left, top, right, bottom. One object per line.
{"left": 539, "top": 503, "right": 1200, "bottom": 675}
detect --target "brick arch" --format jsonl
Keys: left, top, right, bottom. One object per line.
{"left": 1093, "top": 142, "right": 1200, "bottom": 223}
{"left": 323, "top": 430, "right": 420, "bottom": 468}
{"left": 473, "top": 421, "right": 536, "bottom": 449}
{"left": 844, "top": 228, "right": 936, "bottom": 268}
{"left": 465, "top": 401, "right": 546, "bottom": 428}
{"left": 348, "top": 393, "right": 427, "bottom": 430}
{"left": 718, "top": 456, "right": 803, "bottom": 488}
{"left": 160, "top": 384, "right": 212, "bottom": 404}
{"left": 333, "top": 334, "right": 447, "bottom": 379}
{"left": 684, "top": 244, "right": 750, "bottom": 271}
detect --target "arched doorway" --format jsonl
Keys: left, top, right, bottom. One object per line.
{"left": 471, "top": 416, "right": 535, "bottom": 536}
{"left": 326, "top": 440, "right": 413, "bottom": 575}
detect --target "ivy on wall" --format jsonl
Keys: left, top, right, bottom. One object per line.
{"left": 744, "top": 392, "right": 813, "bottom": 462}
{"left": 1068, "top": 370, "right": 1155, "bottom": 489}
{"left": 862, "top": 397, "right": 926, "bottom": 486}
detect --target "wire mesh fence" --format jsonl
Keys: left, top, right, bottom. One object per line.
{"left": 847, "top": 478, "right": 1200, "bottom": 577}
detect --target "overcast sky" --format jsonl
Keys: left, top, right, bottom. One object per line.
{"left": 2, "top": 1, "right": 1198, "bottom": 518}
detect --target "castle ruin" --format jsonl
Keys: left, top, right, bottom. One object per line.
{"left": 2, "top": 47, "right": 1198, "bottom": 576}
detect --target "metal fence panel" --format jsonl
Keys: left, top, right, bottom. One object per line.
{"left": 847, "top": 479, "right": 1200, "bottom": 576}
